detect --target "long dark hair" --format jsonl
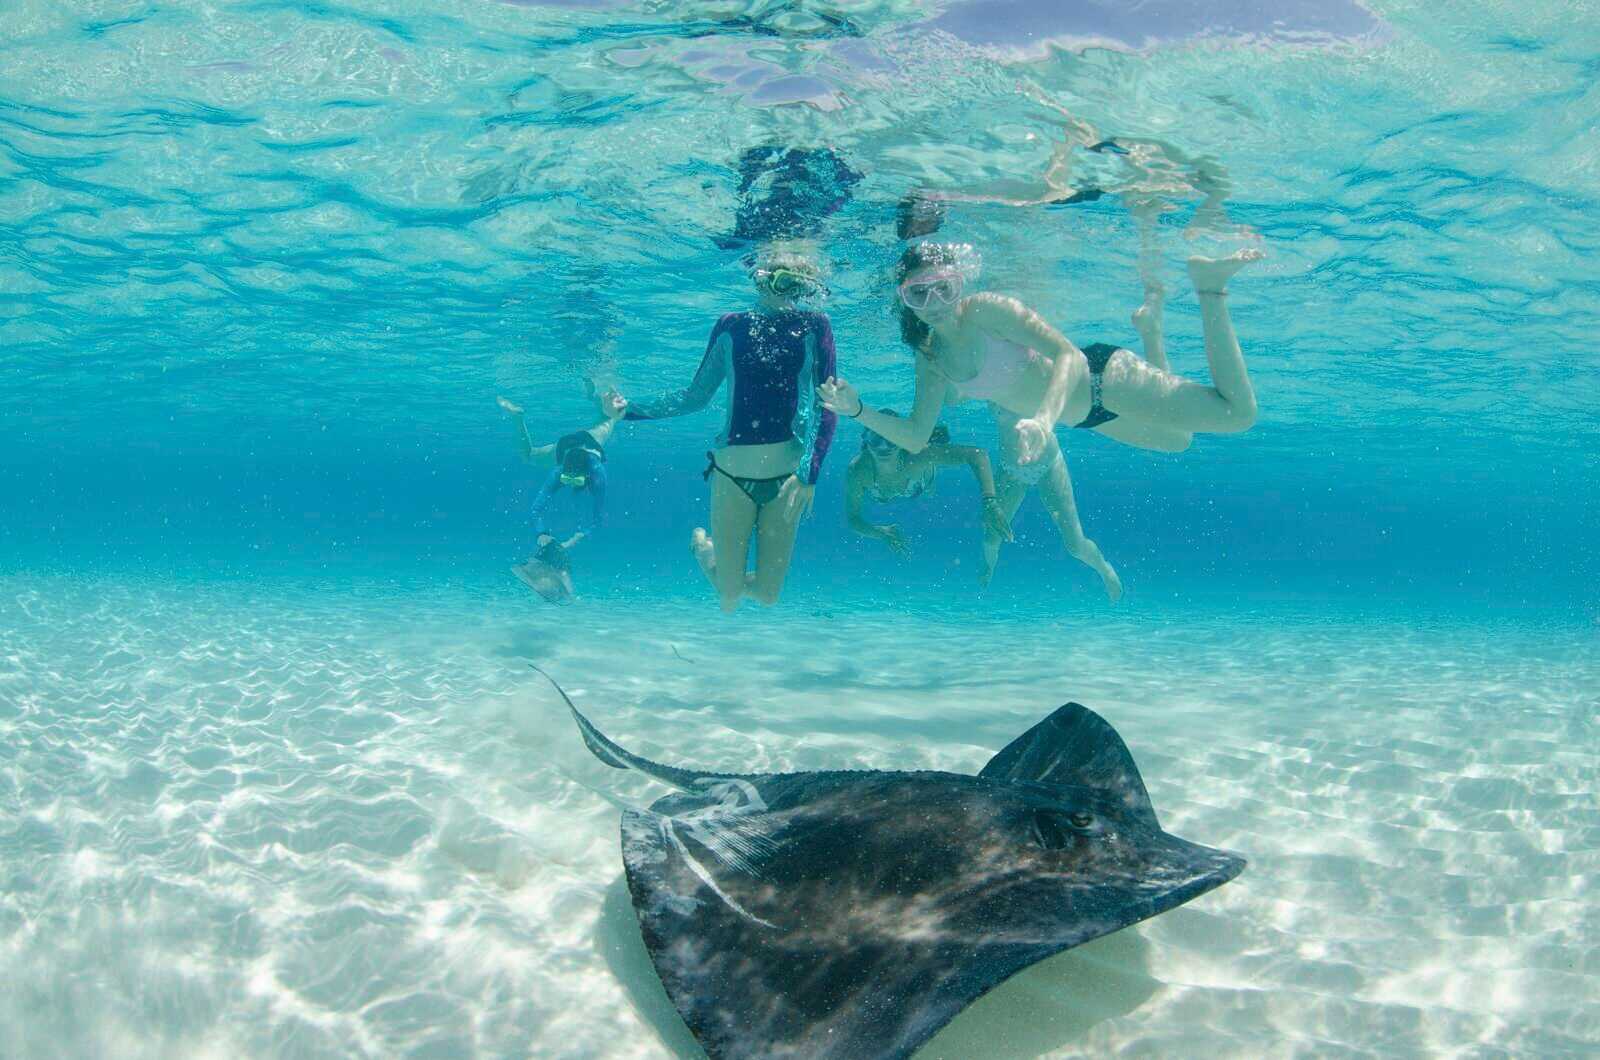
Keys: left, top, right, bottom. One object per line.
{"left": 894, "top": 245, "right": 937, "bottom": 355}
{"left": 893, "top": 242, "right": 971, "bottom": 357}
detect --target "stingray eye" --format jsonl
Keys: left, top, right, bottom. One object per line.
{"left": 1030, "top": 809, "right": 1104, "bottom": 848}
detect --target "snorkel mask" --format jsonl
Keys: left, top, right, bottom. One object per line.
{"left": 748, "top": 243, "right": 827, "bottom": 301}
{"left": 559, "top": 446, "right": 596, "bottom": 489}
{"left": 898, "top": 268, "right": 964, "bottom": 310}
{"left": 897, "top": 241, "right": 981, "bottom": 311}
{"left": 753, "top": 265, "right": 824, "bottom": 299}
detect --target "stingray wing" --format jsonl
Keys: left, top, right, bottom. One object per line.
{"left": 620, "top": 772, "right": 1243, "bottom": 1060}
{"left": 622, "top": 783, "right": 973, "bottom": 1060}
{"left": 979, "top": 702, "right": 1160, "bottom": 826}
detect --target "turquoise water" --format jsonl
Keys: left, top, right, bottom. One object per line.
{"left": 3, "top": 2, "right": 1598, "bottom": 1057}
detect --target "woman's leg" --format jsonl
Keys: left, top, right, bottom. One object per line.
{"left": 1188, "top": 251, "right": 1258, "bottom": 425}
{"left": 979, "top": 473, "right": 1028, "bottom": 587}
{"left": 694, "top": 474, "right": 759, "bottom": 613}
{"left": 1095, "top": 413, "right": 1192, "bottom": 452}
{"left": 1035, "top": 442, "right": 1123, "bottom": 603}
{"left": 985, "top": 410, "right": 1037, "bottom": 586}
{"left": 1129, "top": 198, "right": 1170, "bottom": 372}
{"left": 747, "top": 485, "right": 804, "bottom": 606}
{"left": 1099, "top": 249, "right": 1260, "bottom": 435}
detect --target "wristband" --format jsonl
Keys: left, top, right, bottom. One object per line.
{"left": 848, "top": 396, "right": 864, "bottom": 418}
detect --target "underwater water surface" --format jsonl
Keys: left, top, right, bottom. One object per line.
{"left": 2, "top": 0, "right": 1597, "bottom": 1057}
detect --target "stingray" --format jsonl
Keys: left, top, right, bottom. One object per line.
{"left": 511, "top": 543, "right": 574, "bottom": 604}
{"left": 543, "top": 674, "right": 1245, "bottom": 1060}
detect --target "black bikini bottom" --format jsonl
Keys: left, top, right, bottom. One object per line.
{"left": 1074, "top": 342, "right": 1120, "bottom": 430}
{"left": 704, "top": 452, "right": 793, "bottom": 512}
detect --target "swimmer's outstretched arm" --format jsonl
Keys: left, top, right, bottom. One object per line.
{"left": 843, "top": 456, "right": 908, "bottom": 555}
{"left": 923, "top": 444, "right": 1014, "bottom": 542}
{"left": 818, "top": 357, "right": 944, "bottom": 453}
{"left": 622, "top": 323, "right": 730, "bottom": 423}
{"left": 923, "top": 443, "right": 998, "bottom": 497}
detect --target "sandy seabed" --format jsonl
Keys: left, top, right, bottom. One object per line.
{"left": 1, "top": 574, "right": 1595, "bottom": 1058}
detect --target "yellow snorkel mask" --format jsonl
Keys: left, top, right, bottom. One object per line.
{"left": 747, "top": 244, "right": 827, "bottom": 300}
{"left": 752, "top": 265, "right": 825, "bottom": 299}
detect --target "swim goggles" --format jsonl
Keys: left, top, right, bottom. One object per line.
{"left": 559, "top": 473, "right": 587, "bottom": 488}
{"left": 898, "top": 269, "right": 963, "bottom": 310}
{"left": 752, "top": 266, "right": 824, "bottom": 298}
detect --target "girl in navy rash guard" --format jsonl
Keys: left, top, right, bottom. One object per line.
{"left": 622, "top": 248, "right": 837, "bottom": 613}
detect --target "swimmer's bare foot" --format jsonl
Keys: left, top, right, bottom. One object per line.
{"left": 690, "top": 527, "right": 716, "bottom": 581}
{"left": 1131, "top": 289, "right": 1164, "bottom": 339}
{"left": 1188, "top": 248, "right": 1263, "bottom": 294}
{"left": 1132, "top": 286, "right": 1168, "bottom": 370}
{"left": 1100, "top": 562, "right": 1123, "bottom": 604}
{"left": 497, "top": 396, "right": 523, "bottom": 415}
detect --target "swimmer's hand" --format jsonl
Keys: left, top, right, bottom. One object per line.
{"left": 600, "top": 389, "right": 627, "bottom": 420}
{"left": 817, "top": 376, "right": 861, "bottom": 418}
{"left": 1013, "top": 417, "right": 1050, "bottom": 464}
{"left": 981, "top": 496, "right": 1015, "bottom": 542}
{"left": 497, "top": 396, "right": 524, "bottom": 416}
{"left": 779, "top": 477, "right": 815, "bottom": 521}
{"left": 878, "top": 524, "right": 911, "bottom": 557}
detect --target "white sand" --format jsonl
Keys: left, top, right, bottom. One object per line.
{"left": 1, "top": 574, "right": 1595, "bottom": 1058}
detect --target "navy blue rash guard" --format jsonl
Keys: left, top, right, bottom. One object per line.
{"left": 624, "top": 309, "right": 838, "bottom": 484}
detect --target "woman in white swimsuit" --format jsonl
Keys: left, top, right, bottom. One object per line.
{"left": 818, "top": 232, "right": 1260, "bottom": 602}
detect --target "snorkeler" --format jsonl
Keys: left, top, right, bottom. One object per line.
{"left": 498, "top": 389, "right": 626, "bottom": 601}
{"left": 846, "top": 413, "right": 1012, "bottom": 558}
{"left": 619, "top": 246, "right": 837, "bottom": 612}
{"left": 818, "top": 224, "right": 1261, "bottom": 603}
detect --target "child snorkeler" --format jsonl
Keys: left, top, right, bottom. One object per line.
{"left": 498, "top": 387, "right": 627, "bottom": 602}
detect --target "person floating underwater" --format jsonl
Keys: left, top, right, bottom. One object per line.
{"left": 845, "top": 412, "right": 1013, "bottom": 558}
{"left": 498, "top": 388, "right": 626, "bottom": 603}
{"left": 819, "top": 225, "right": 1262, "bottom": 603}
{"left": 618, "top": 245, "right": 837, "bottom": 613}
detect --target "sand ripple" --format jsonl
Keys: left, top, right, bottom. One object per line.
{"left": 1, "top": 575, "right": 1595, "bottom": 1057}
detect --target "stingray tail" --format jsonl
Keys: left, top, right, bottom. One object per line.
{"left": 530, "top": 666, "right": 732, "bottom": 791}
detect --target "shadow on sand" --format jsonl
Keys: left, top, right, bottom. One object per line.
{"left": 489, "top": 625, "right": 567, "bottom": 664}
{"left": 593, "top": 875, "right": 1161, "bottom": 1059}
